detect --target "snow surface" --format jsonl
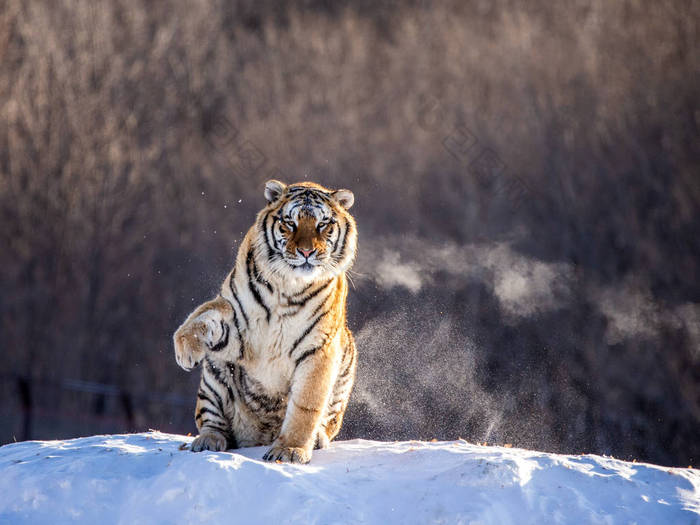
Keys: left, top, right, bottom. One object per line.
{"left": 1, "top": 432, "right": 698, "bottom": 524}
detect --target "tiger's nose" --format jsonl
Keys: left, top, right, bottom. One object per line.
{"left": 298, "top": 248, "right": 315, "bottom": 258}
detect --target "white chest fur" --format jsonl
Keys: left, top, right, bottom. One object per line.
{"left": 242, "top": 314, "right": 299, "bottom": 394}
{"left": 221, "top": 271, "right": 335, "bottom": 397}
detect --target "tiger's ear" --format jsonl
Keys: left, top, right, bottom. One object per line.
{"left": 332, "top": 189, "right": 354, "bottom": 209}
{"left": 264, "top": 180, "right": 286, "bottom": 203}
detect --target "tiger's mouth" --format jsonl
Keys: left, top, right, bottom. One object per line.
{"left": 291, "top": 261, "right": 315, "bottom": 272}
{"left": 283, "top": 251, "right": 326, "bottom": 274}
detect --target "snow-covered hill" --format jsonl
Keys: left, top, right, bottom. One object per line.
{"left": 0, "top": 432, "right": 698, "bottom": 524}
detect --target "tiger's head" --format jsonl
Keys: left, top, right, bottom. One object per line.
{"left": 254, "top": 180, "right": 357, "bottom": 281}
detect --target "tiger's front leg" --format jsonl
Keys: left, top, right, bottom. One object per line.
{"left": 263, "top": 348, "right": 335, "bottom": 464}
{"left": 173, "top": 296, "right": 236, "bottom": 371}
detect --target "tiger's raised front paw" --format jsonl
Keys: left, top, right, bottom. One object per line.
{"left": 262, "top": 445, "right": 311, "bottom": 464}
{"left": 174, "top": 322, "right": 207, "bottom": 371}
{"left": 190, "top": 431, "right": 228, "bottom": 452}
{"left": 174, "top": 315, "right": 225, "bottom": 371}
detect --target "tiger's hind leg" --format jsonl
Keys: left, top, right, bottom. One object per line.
{"left": 323, "top": 410, "right": 347, "bottom": 442}
{"left": 190, "top": 364, "right": 236, "bottom": 452}
{"left": 314, "top": 429, "right": 330, "bottom": 450}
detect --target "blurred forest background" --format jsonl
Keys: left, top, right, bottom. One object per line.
{"left": 1, "top": 0, "right": 698, "bottom": 467}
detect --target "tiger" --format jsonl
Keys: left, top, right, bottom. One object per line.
{"left": 173, "top": 180, "right": 358, "bottom": 464}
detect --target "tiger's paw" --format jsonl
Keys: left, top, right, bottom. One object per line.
{"left": 174, "top": 314, "right": 224, "bottom": 371}
{"left": 174, "top": 322, "right": 207, "bottom": 371}
{"left": 262, "top": 445, "right": 311, "bottom": 464}
{"left": 190, "top": 431, "right": 228, "bottom": 452}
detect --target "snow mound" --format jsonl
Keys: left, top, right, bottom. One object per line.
{"left": 1, "top": 432, "right": 698, "bottom": 524}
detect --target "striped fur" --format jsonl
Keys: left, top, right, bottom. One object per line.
{"left": 174, "top": 180, "right": 358, "bottom": 463}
